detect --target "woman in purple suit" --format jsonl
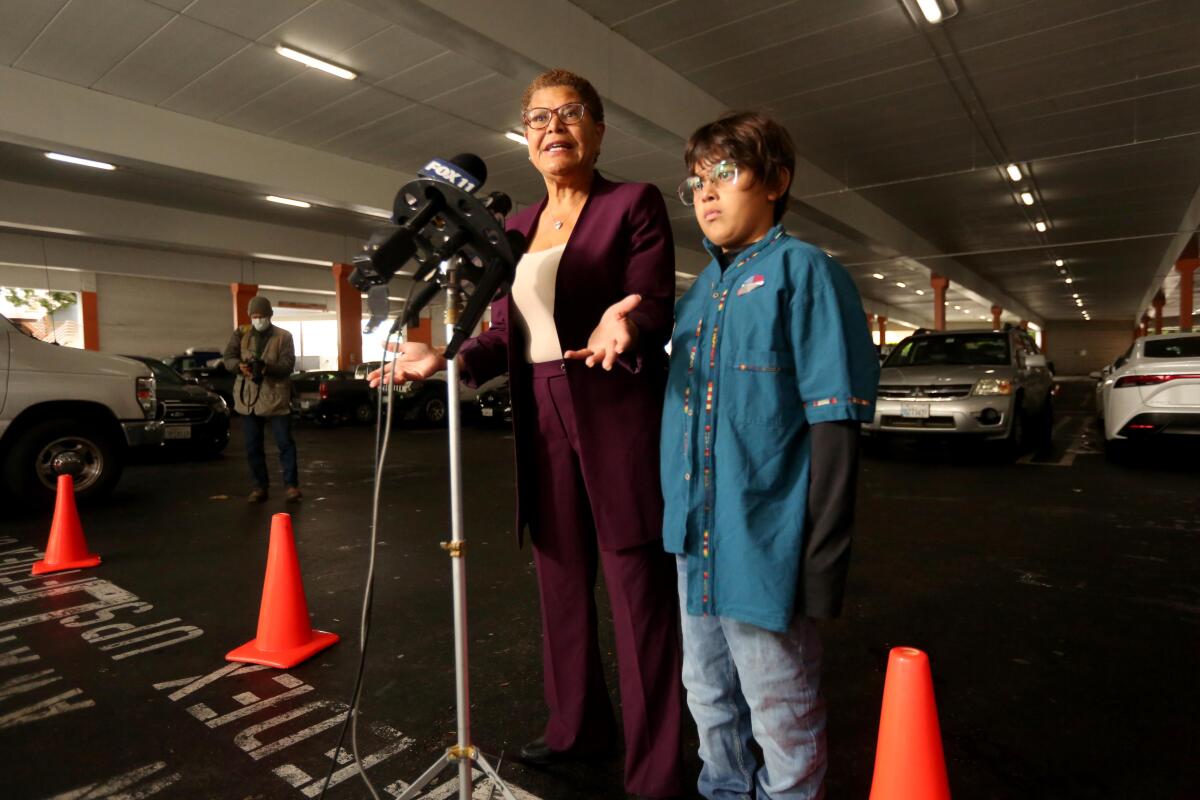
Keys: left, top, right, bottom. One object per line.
{"left": 372, "top": 69, "right": 683, "bottom": 799}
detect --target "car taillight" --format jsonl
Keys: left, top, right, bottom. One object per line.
{"left": 136, "top": 376, "right": 156, "bottom": 418}
{"left": 319, "top": 383, "right": 329, "bottom": 400}
{"left": 1114, "top": 374, "right": 1200, "bottom": 388}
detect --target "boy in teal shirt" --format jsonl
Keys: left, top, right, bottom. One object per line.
{"left": 662, "top": 111, "right": 879, "bottom": 799}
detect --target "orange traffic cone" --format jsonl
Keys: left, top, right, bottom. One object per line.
{"left": 31, "top": 475, "right": 101, "bottom": 575}
{"left": 226, "top": 513, "right": 338, "bottom": 668}
{"left": 869, "top": 647, "right": 951, "bottom": 800}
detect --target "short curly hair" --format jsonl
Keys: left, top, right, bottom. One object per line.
{"left": 685, "top": 110, "right": 795, "bottom": 223}
{"left": 521, "top": 68, "right": 605, "bottom": 123}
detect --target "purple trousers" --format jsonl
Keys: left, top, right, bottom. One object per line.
{"left": 528, "top": 361, "right": 684, "bottom": 797}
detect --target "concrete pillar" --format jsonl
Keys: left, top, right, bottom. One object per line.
{"left": 331, "top": 263, "right": 363, "bottom": 371}
{"left": 408, "top": 316, "right": 433, "bottom": 345}
{"left": 991, "top": 305, "right": 1003, "bottom": 331}
{"left": 1140, "top": 313, "right": 1150, "bottom": 338}
{"left": 866, "top": 312, "right": 876, "bottom": 344}
{"left": 930, "top": 274, "right": 949, "bottom": 330}
{"left": 1178, "top": 249, "right": 1198, "bottom": 333}
{"left": 1152, "top": 290, "right": 1166, "bottom": 334}
{"left": 80, "top": 290, "right": 99, "bottom": 351}
{"left": 877, "top": 315, "right": 888, "bottom": 344}
{"left": 230, "top": 282, "right": 257, "bottom": 329}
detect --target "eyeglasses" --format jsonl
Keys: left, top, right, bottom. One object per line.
{"left": 678, "top": 161, "right": 739, "bottom": 205}
{"left": 522, "top": 103, "right": 589, "bottom": 130}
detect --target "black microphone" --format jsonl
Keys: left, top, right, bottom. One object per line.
{"left": 444, "top": 229, "right": 527, "bottom": 358}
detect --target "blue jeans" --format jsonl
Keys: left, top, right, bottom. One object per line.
{"left": 677, "top": 556, "right": 827, "bottom": 799}
{"left": 242, "top": 414, "right": 298, "bottom": 489}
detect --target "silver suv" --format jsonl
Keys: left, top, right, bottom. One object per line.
{"left": 863, "top": 327, "right": 1054, "bottom": 450}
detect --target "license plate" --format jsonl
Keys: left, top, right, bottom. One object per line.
{"left": 164, "top": 426, "right": 192, "bottom": 440}
{"left": 900, "top": 403, "right": 931, "bottom": 419}
{"left": 481, "top": 408, "right": 494, "bottom": 417}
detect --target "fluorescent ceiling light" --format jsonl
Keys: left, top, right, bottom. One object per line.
{"left": 505, "top": 130, "right": 529, "bottom": 146}
{"left": 915, "top": 289, "right": 925, "bottom": 295}
{"left": 1035, "top": 221, "right": 1048, "bottom": 232}
{"left": 1065, "top": 277, "right": 1073, "bottom": 284}
{"left": 915, "top": 0, "right": 946, "bottom": 23}
{"left": 1020, "top": 192, "right": 1034, "bottom": 206}
{"left": 252, "top": 253, "right": 332, "bottom": 267}
{"left": 1072, "top": 293, "right": 1079, "bottom": 298}
{"left": 1055, "top": 259, "right": 1064, "bottom": 267}
{"left": 954, "top": 305, "right": 962, "bottom": 310}
{"left": 1006, "top": 164, "right": 1022, "bottom": 182}
{"left": 872, "top": 273, "right": 885, "bottom": 280}
{"left": 46, "top": 152, "right": 115, "bottom": 170}
{"left": 895, "top": 282, "right": 906, "bottom": 288}
{"left": 275, "top": 45, "right": 357, "bottom": 80}
{"left": 266, "top": 195, "right": 311, "bottom": 208}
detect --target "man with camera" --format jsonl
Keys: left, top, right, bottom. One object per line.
{"left": 222, "top": 295, "right": 301, "bottom": 503}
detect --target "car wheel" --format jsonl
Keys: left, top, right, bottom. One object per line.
{"left": 419, "top": 393, "right": 447, "bottom": 425}
{"left": 2, "top": 418, "right": 123, "bottom": 505}
{"left": 1003, "top": 403, "right": 1026, "bottom": 460}
{"left": 354, "top": 402, "right": 376, "bottom": 425}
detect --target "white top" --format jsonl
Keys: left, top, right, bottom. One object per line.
{"left": 511, "top": 245, "right": 566, "bottom": 364}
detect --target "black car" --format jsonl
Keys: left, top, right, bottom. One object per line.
{"left": 123, "top": 356, "right": 231, "bottom": 457}
{"left": 290, "top": 370, "right": 374, "bottom": 426}
{"left": 476, "top": 380, "right": 511, "bottom": 425}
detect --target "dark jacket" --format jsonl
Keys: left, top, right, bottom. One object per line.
{"left": 457, "top": 173, "right": 675, "bottom": 550}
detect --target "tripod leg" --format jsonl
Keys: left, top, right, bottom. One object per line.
{"left": 472, "top": 753, "right": 521, "bottom": 800}
{"left": 394, "top": 752, "right": 452, "bottom": 800}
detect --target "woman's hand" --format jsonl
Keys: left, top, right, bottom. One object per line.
{"left": 564, "top": 294, "right": 641, "bottom": 370}
{"left": 367, "top": 342, "right": 447, "bottom": 387}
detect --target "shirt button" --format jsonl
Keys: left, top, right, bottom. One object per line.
{"left": 684, "top": 472, "right": 691, "bottom": 480}
{"left": 712, "top": 292, "right": 719, "bottom": 300}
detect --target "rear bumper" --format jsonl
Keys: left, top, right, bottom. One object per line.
{"left": 121, "top": 419, "right": 165, "bottom": 447}
{"left": 863, "top": 396, "right": 1014, "bottom": 438}
{"left": 1116, "top": 412, "right": 1200, "bottom": 438}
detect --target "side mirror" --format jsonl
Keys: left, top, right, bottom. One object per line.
{"left": 1025, "top": 354, "right": 1048, "bottom": 369}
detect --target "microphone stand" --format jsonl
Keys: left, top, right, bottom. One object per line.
{"left": 396, "top": 261, "right": 518, "bottom": 800}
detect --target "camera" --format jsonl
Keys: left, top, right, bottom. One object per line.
{"left": 241, "top": 357, "right": 266, "bottom": 384}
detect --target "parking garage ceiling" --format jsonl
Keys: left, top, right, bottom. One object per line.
{"left": 1, "top": 0, "right": 1198, "bottom": 326}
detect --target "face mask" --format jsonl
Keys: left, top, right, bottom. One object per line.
{"left": 251, "top": 318, "right": 270, "bottom": 332}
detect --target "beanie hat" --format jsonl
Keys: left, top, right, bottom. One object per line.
{"left": 247, "top": 295, "right": 273, "bottom": 317}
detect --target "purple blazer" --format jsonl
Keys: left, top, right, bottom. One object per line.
{"left": 457, "top": 173, "right": 676, "bottom": 550}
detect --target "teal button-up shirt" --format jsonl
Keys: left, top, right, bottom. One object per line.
{"left": 660, "top": 226, "right": 880, "bottom": 631}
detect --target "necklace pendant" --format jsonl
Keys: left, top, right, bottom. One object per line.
{"left": 553, "top": 220, "right": 564, "bottom": 230}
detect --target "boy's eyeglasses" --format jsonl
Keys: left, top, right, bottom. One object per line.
{"left": 678, "top": 161, "right": 739, "bottom": 206}
{"left": 522, "top": 103, "right": 589, "bottom": 129}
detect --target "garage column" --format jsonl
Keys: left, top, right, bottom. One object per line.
{"left": 1177, "top": 252, "right": 1198, "bottom": 333}
{"left": 866, "top": 312, "right": 876, "bottom": 344}
{"left": 877, "top": 315, "right": 887, "bottom": 345}
{"left": 331, "top": 263, "right": 363, "bottom": 371}
{"left": 80, "top": 290, "right": 99, "bottom": 351}
{"left": 930, "top": 274, "right": 949, "bottom": 330}
{"left": 991, "top": 305, "right": 1002, "bottom": 331}
{"left": 1152, "top": 290, "right": 1166, "bottom": 334}
{"left": 408, "top": 316, "right": 433, "bottom": 346}
{"left": 230, "top": 282, "right": 257, "bottom": 329}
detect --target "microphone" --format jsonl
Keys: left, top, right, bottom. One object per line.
{"left": 349, "top": 153, "right": 488, "bottom": 293}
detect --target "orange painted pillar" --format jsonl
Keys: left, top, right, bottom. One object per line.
{"left": 481, "top": 320, "right": 490, "bottom": 333}
{"left": 332, "top": 264, "right": 363, "bottom": 371}
{"left": 930, "top": 275, "right": 949, "bottom": 331}
{"left": 877, "top": 315, "right": 888, "bottom": 345}
{"left": 991, "top": 305, "right": 1003, "bottom": 331}
{"left": 231, "top": 282, "right": 258, "bottom": 329}
{"left": 407, "top": 316, "right": 433, "bottom": 345}
{"left": 1018, "top": 319, "right": 1029, "bottom": 331}
{"left": 80, "top": 290, "right": 100, "bottom": 351}
{"left": 1178, "top": 255, "right": 1198, "bottom": 333}
{"left": 1140, "top": 313, "right": 1151, "bottom": 338}
{"left": 1152, "top": 290, "right": 1166, "bottom": 334}
{"left": 866, "top": 312, "right": 876, "bottom": 344}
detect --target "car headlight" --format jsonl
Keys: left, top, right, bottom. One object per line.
{"left": 972, "top": 378, "right": 1013, "bottom": 396}
{"left": 135, "top": 376, "right": 157, "bottom": 418}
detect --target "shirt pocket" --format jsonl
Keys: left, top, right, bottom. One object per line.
{"left": 722, "top": 349, "right": 800, "bottom": 427}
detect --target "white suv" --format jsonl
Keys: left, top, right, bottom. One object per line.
{"left": 0, "top": 313, "right": 163, "bottom": 504}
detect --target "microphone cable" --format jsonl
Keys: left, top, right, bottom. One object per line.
{"left": 317, "top": 303, "right": 412, "bottom": 800}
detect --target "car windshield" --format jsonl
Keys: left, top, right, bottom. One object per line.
{"left": 126, "top": 357, "right": 184, "bottom": 385}
{"left": 1144, "top": 336, "right": 1200, "bottom": 359}
{"left": 884, "top": 334, "right": 1011, "bottom": 367}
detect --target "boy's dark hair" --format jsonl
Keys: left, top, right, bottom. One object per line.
{"left": 684, "top": 110, "right": 795, "bottom": 223}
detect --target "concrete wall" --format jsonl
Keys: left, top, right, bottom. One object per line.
{"left": 1044, "top": 321, "right": 1132, "bottom": 376}
{"left": 96, "top": 274, "right": 230, "bottom": 359}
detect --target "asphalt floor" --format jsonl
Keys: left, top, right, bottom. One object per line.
{"left": 1, "top": 382, "right": 1196, "bottom": 799}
